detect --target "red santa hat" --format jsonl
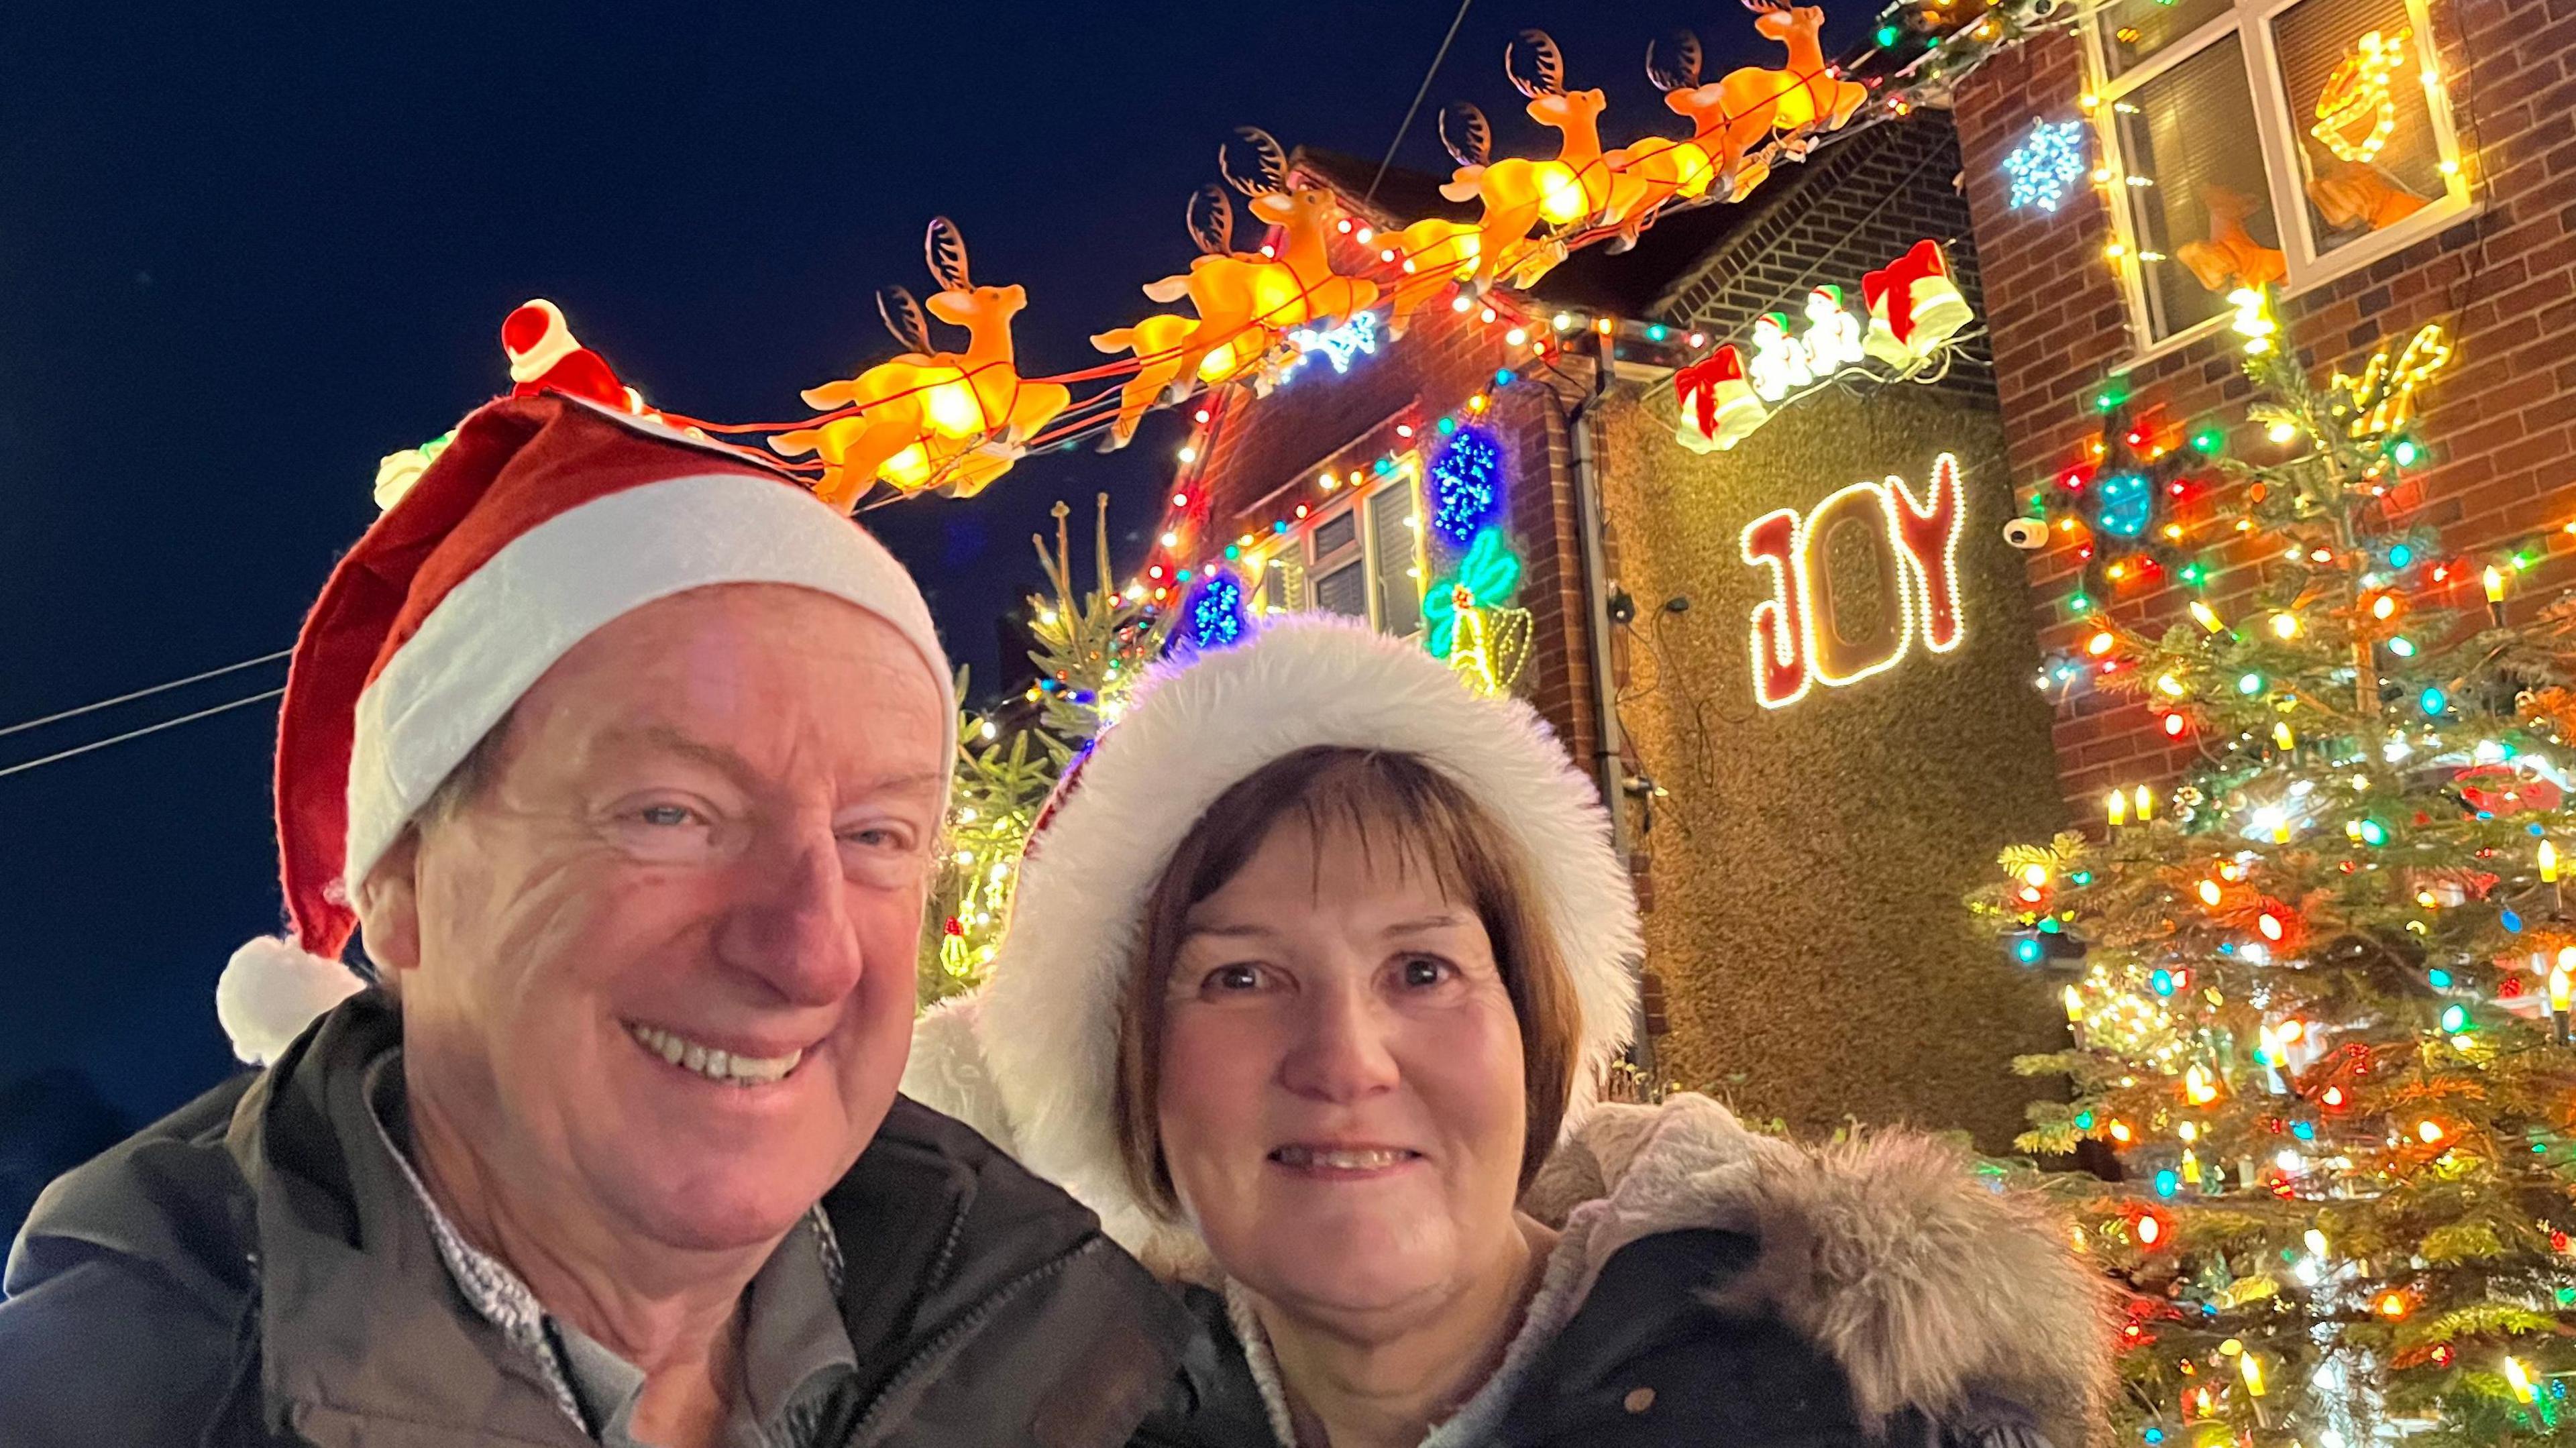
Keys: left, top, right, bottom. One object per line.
{"left": 217, "top": 392, "right": 954, "bottom": 1064}
{"left": 902, "top": 616, "right": 1641, "bottom": 1260}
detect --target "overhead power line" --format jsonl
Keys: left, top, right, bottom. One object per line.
{"left": 0, "top": 686, "right": 285, "bottom": 782}
{"left": 0, "top": 648, "right": 291, "bottom": 741}
{"left": 1366, "top": 0, "right": 1476, "bottom": 205}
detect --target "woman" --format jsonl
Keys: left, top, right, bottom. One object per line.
{"left": 908, "top": 616, "right": 2110, "bottom": 1447}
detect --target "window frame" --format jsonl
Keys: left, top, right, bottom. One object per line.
{"left": 1244, "top": 451, "right": 1428, "bottom": 640}
{"left": 2084, "top": 0, "right": 2474, "bottom": 359}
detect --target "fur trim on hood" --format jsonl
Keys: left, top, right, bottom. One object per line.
{"left": 917, "top": 616, "right": 1642, "bottom": 1258}
{"left": 1510, "top": 1093, "right": 2116, "bottom": 1447}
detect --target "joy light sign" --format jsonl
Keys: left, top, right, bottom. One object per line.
{"left": 1741, "top": 454, "right": 1968, "bottom": 708}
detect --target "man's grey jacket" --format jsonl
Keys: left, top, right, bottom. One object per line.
{"left": 0, "top": 991, "right": 1199, "bottom": 1447}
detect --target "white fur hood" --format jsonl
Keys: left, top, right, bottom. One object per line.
{"left": 1504, "top": 1093, "right": 2114, "bottom": 1447}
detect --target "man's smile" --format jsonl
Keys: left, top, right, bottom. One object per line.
{"left": 624, "top": 1020, "right": 808, "bottom": 1086}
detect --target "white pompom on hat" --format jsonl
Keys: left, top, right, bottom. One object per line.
{"left": 220, "top": 392, "right": 953, "bottom": 1065}
{"left": 911, "top": 615, "right": 1641, "bottom": 1255}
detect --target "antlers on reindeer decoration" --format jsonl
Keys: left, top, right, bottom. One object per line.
{"left": 771, "top": 217, "right": 1071, "bottom": 508}
{"left": 1436, "top": 32, "right": 1623, "bottom": 289}
{"left": 1091, "top": 185, "right": 1246, "bottom": 449}
{"left": 1118, "top": 127, "right": 1379, "bottom": 412}
{"left": 1654, "top": 1, "right": 1868, "bottom": 203}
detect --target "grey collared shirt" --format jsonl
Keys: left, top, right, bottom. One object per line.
{"left": 366, "top": 1059, "right": 858, "bottom": 1447}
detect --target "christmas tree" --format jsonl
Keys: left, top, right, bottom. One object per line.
{"left": 920, "top": 496, "right": 1171, "bottom": 1003}
{"left": 1974, "top": 290, "right": 2576, "bottom": 1441}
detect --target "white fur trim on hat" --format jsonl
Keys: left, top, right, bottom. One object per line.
{"left": 217, "top": 935, "right": 366, "bottom": 1066}
{"left": 342, "top": 471, "right": 954, "bottom": 895}
{"left": 968, "top": 615, "right": 1642, "bottom": 1252}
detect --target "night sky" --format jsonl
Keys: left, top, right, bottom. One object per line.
{"left": 0, "top": 2, "right": 1860, "bottom": 1127}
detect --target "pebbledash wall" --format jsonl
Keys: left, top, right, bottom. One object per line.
{"left": 1183, "top": 125, "right": 2074, "bottom": 1150}
{"left": 1590, "top": 118, "right": 2070, "bottom": 1148}
{"left": 1589, "top": 382, "right": 2070, "bottom": 1151}
{"left": 1950, "top": 0, "right": 2576, "bottom": 805}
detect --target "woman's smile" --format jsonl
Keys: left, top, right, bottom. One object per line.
{"left": 1266, "top": 1142, "right": 1428, "bottom": 1178}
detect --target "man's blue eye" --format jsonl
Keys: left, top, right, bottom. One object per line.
{"left": 639, "top": 805, "right": 694, "bottom": 827}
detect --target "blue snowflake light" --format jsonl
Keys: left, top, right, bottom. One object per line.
{"left": 2003, "top": 119, "right": 2089, "bottom": 213}
{"left": 1183, "top": 570, "right": 1249, "bottom": 650}
{"left": 1428, "top": 424, "right": 1505, "bottom": 549}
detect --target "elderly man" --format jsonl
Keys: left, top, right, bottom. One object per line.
{"left": 0, "top": 397, "right": 1199, "bottom": 1447}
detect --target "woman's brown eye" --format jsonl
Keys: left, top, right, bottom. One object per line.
{"left": 1210, "top": 965, "right": 1260, "bottom": 991}
{"left": 1401, "top": 958, "right": 1447, "bottom": 988}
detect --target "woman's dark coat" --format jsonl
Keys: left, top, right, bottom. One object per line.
{"left": 1134, "top": 1096, "right": 2110, "bottom": 1448}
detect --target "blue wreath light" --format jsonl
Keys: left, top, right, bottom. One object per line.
{"left": 2093, "top": 472, "right": 2151, "bottom": 539}
{"left": 2004, "top": 119, "right": 2089, "bottom": 213}
{"left": 1428, "top": 425, "right": 1505, "bottom": 549}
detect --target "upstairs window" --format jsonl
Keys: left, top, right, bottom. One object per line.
{"left": 1246, "top": 457, "right": 1427, "bottom": 643}
{"left": 2087, "top": 0, "right": 2471, "bottom": 348}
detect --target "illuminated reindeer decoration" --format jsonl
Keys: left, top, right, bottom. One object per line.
{"left": 1092, "top": 184, "right": 1289, "bottom": 449}
{"left": 1652, "top": 3, "right": 1869, "bottom": 203}
{"left": 1438, "top": 33, "right": 1626, "bottom": 288}
{"left": 773, "top": 219, "right": 1069, "bottom": 507}
{"left": 1136, "top": 129, "right": 1379, "bottom": 396}
{"left": 1089, "top": 314, "right": 1199, "bottom": 451}
{"left": 1383, "top": 217, "right": 1483, "bottom": 339}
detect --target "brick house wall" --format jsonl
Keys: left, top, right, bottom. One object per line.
{"left": 1182, "top": 215, "right": 1603, "bottom": 773}
{"left": 1951, "top": 0, "right": 2576, "bottom": 805}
